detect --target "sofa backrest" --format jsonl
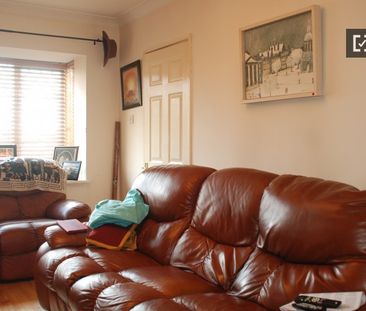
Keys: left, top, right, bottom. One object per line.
{"left": 0, "top": 191, "right": 66, "bottom": 221}
{"left": 229, "top": 174, "right": 366, "bottom": 310}
{"left": 170, "top": 168, "right": 277, "bottom": 290}
{"left": 132, "top": 165, "right": 215, "bottom": 265}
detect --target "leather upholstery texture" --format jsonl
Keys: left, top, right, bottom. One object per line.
{"left": 0, "top": 190, "right": 91, "bottom": 281}
{"left": 34, "top": 165, "right": 366, "bottom": 310}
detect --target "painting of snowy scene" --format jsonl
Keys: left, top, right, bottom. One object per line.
{"left": 241, "top": 6, "right": 321, "bottom": 103}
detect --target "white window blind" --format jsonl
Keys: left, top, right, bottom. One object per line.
{"left": 0, "top": 57, "right": 74, "bottom": 159}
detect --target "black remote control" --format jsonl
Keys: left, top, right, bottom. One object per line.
{"left": 292, "top": 302, "right": 326, "bottom": 311}
{"left": 295, "top": 295, "right": 342, "bottom": 308}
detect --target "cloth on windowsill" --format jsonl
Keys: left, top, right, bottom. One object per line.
{"left": 0, "top": 157, "right": 67, "bottom": 193}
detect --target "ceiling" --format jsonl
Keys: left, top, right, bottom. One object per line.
{"left": 5, "top": 0, "right": 169, "bottom": 18}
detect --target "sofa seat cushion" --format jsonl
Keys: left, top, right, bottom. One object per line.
{"left": 36, "top": 247, "right": 160, "bottom": 292}
{"left": 0, "top": 218, "right": 56, "bottom": 255}
{"left": 1, "top": 252, "right": 36, "bottom": 280}
{"left": 67, "top": 265, "right": 220, "bottom": 310}
{"left": 120, "top": 266, "right": 221, "bottom": 297}
{"left": 130, "top": 293, "right": 268, "bottom": 311}
{"left": 38, "top": 249, "right": 221, "bottom": 310}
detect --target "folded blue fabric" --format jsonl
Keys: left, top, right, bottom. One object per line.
{"left": 88, "top": 189, "right": 149, "bottom": 229}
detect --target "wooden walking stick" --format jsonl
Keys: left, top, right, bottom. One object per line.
{"left": 112, "top": 121, "right": 121, "bottom": 199}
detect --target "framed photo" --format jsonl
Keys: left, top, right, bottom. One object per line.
{"left": 120, "top": 60, "right": 142, "bottom": 110}
{"left": 0, "top": 145, "right": 17, "bottom": 157}
{"left": 240, "top": 5, "right": 322, "bottom": 104}
{"left": 62, "top": 161, "right": 82, "bottom": 181}
{"left": 53, "top": 146, "right": 79, "bottom": 165}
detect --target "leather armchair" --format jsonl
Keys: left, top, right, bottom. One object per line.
{"left": 0, "top": 190, "right": 90, "bottom": 281}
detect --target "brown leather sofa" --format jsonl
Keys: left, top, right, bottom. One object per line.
{"left": 0, "top": 190, "right": 90, "bottom": 281}
{"left": 34, "top": 165, "right": 366, "bottom": 310}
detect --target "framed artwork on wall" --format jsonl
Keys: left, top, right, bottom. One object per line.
{"left": 0, "top": 145, "right": 17, "bottom": 157}
{"left": 53, "top": 146, "right": 79, "bottom": 165}
{"left": 240, "top": 5, "right": 322, "bottom": 104}
{"left": 120, "top": 60, "right": 142, "bottom": 110}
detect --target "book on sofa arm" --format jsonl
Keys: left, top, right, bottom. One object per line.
{"left": 57, "top": 219, "right": 89, "bottom": 234}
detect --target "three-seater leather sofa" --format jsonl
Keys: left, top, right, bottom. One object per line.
{"left": 34, "top": 165, "right": 366, "bottom": 310}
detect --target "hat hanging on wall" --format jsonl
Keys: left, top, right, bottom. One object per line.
{"left": 102, "top": 31, "right": 117, "bottom": 66}
{"left": 0, "top": 28, "right": 117, "bottom": 67}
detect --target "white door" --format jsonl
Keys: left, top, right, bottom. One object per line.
{"left": 143, "top": 39, "right": 191, "bottom": 167}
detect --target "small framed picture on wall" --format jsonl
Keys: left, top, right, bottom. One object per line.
{"left": 120, "top": 60, "right": 142, "bottom": 110}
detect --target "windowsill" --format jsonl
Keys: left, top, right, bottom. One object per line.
{"left": 67, "top": 180, "right": 89, "bottom": 184}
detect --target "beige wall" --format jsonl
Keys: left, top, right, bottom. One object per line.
{"left": 119, "top": 0, "right": 366, "bottom": 193}
{"left": 0, "top": 2, "right": 121, "bottom": 208}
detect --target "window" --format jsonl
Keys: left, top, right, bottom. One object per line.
{"left": 0, "top": 57, "right": 74, "bottom": 159}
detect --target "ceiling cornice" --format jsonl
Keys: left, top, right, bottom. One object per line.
{"left": 0, "top": 0, "right": 119, "bottom": 26}
{"left": 118, "top": 0, "right": 174, "bottom": 25}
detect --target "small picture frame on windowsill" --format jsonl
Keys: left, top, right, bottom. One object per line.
{"left": 0, "top": 145, "right": 17, "bottom": 158}
{"left": 62, "top": 161, "right": 82, "bottom": 181}
{"left": 53, "top": 146, "right": 79, "bottom": 165}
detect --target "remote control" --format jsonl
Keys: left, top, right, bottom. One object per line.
{"left": 292, "top": 302, "right": 325, "bottom": 311}
{"left": 295, "top": 295, "right": 342, "bottom": 308}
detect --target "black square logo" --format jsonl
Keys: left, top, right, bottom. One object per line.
{"left": 346, "top": 29, "right": 366, "bottom": 57}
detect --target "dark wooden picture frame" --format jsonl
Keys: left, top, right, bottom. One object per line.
{"left": 120, "top": 60, "right": 142, "bottom": 110}
{"left": 53, "top": 146, "right": 79, "bottom": 165}
{"left": 0, "top": 145, "right": 17, "bottom": 157}
{"left": 62, "top": 161, "right": 82, "bottom": 181}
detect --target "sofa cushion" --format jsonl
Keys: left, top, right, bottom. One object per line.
{"left": 0, "top": 196, "right": 19, "bottom": 221}
{"left": 229, "top": 174, "right": 366, "bottom": 310}
{"left": 258, "top": 174, "right": 366, "bottom": 261}
{"left": 0, "top": 191, "right": 66, "bottom": 221}
{"left": 67, "top": 266, "right": 220, "bottom": 311}
{"left": 68, "top": 272, "right": 129, "bottom": 311}
{"left": 94, "top": 282, "right": 166, "bottom": 310}
{"left": 171, "top": 168, "right": 277, "bottom": 289}
{"left": 132, "top": 165, "right": 215, "bottom": 265}
{"left": 18, "top": 191, "right": 66, "bottom": 218}
{"left": 120, "top": 266, "right": 220, "bottom": 297}
{"left": 0, "top": 219, "right": 56, "bottom": 255}
{"left": 130, "top": 294, "right": 268, "bottom": 311}
{"left": 36, "top": 247, "right": 160, "bottom": 291}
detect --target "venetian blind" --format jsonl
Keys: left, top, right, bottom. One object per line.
{"left": 0, "top": 57, "right": 74, "bottom": 159}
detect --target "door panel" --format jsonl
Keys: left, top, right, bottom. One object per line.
{"left": 143, "top": 39, "right": 191, "bottom": 167}
{"left": 169, "top": 92, "right": 182, "bottom": 163}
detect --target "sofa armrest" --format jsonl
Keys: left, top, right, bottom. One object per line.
{"left": 44, "top": 225, "right": 87, "bottom": 249}
{"left": 46, "top": 199, "right": 91, "bottom": 221}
